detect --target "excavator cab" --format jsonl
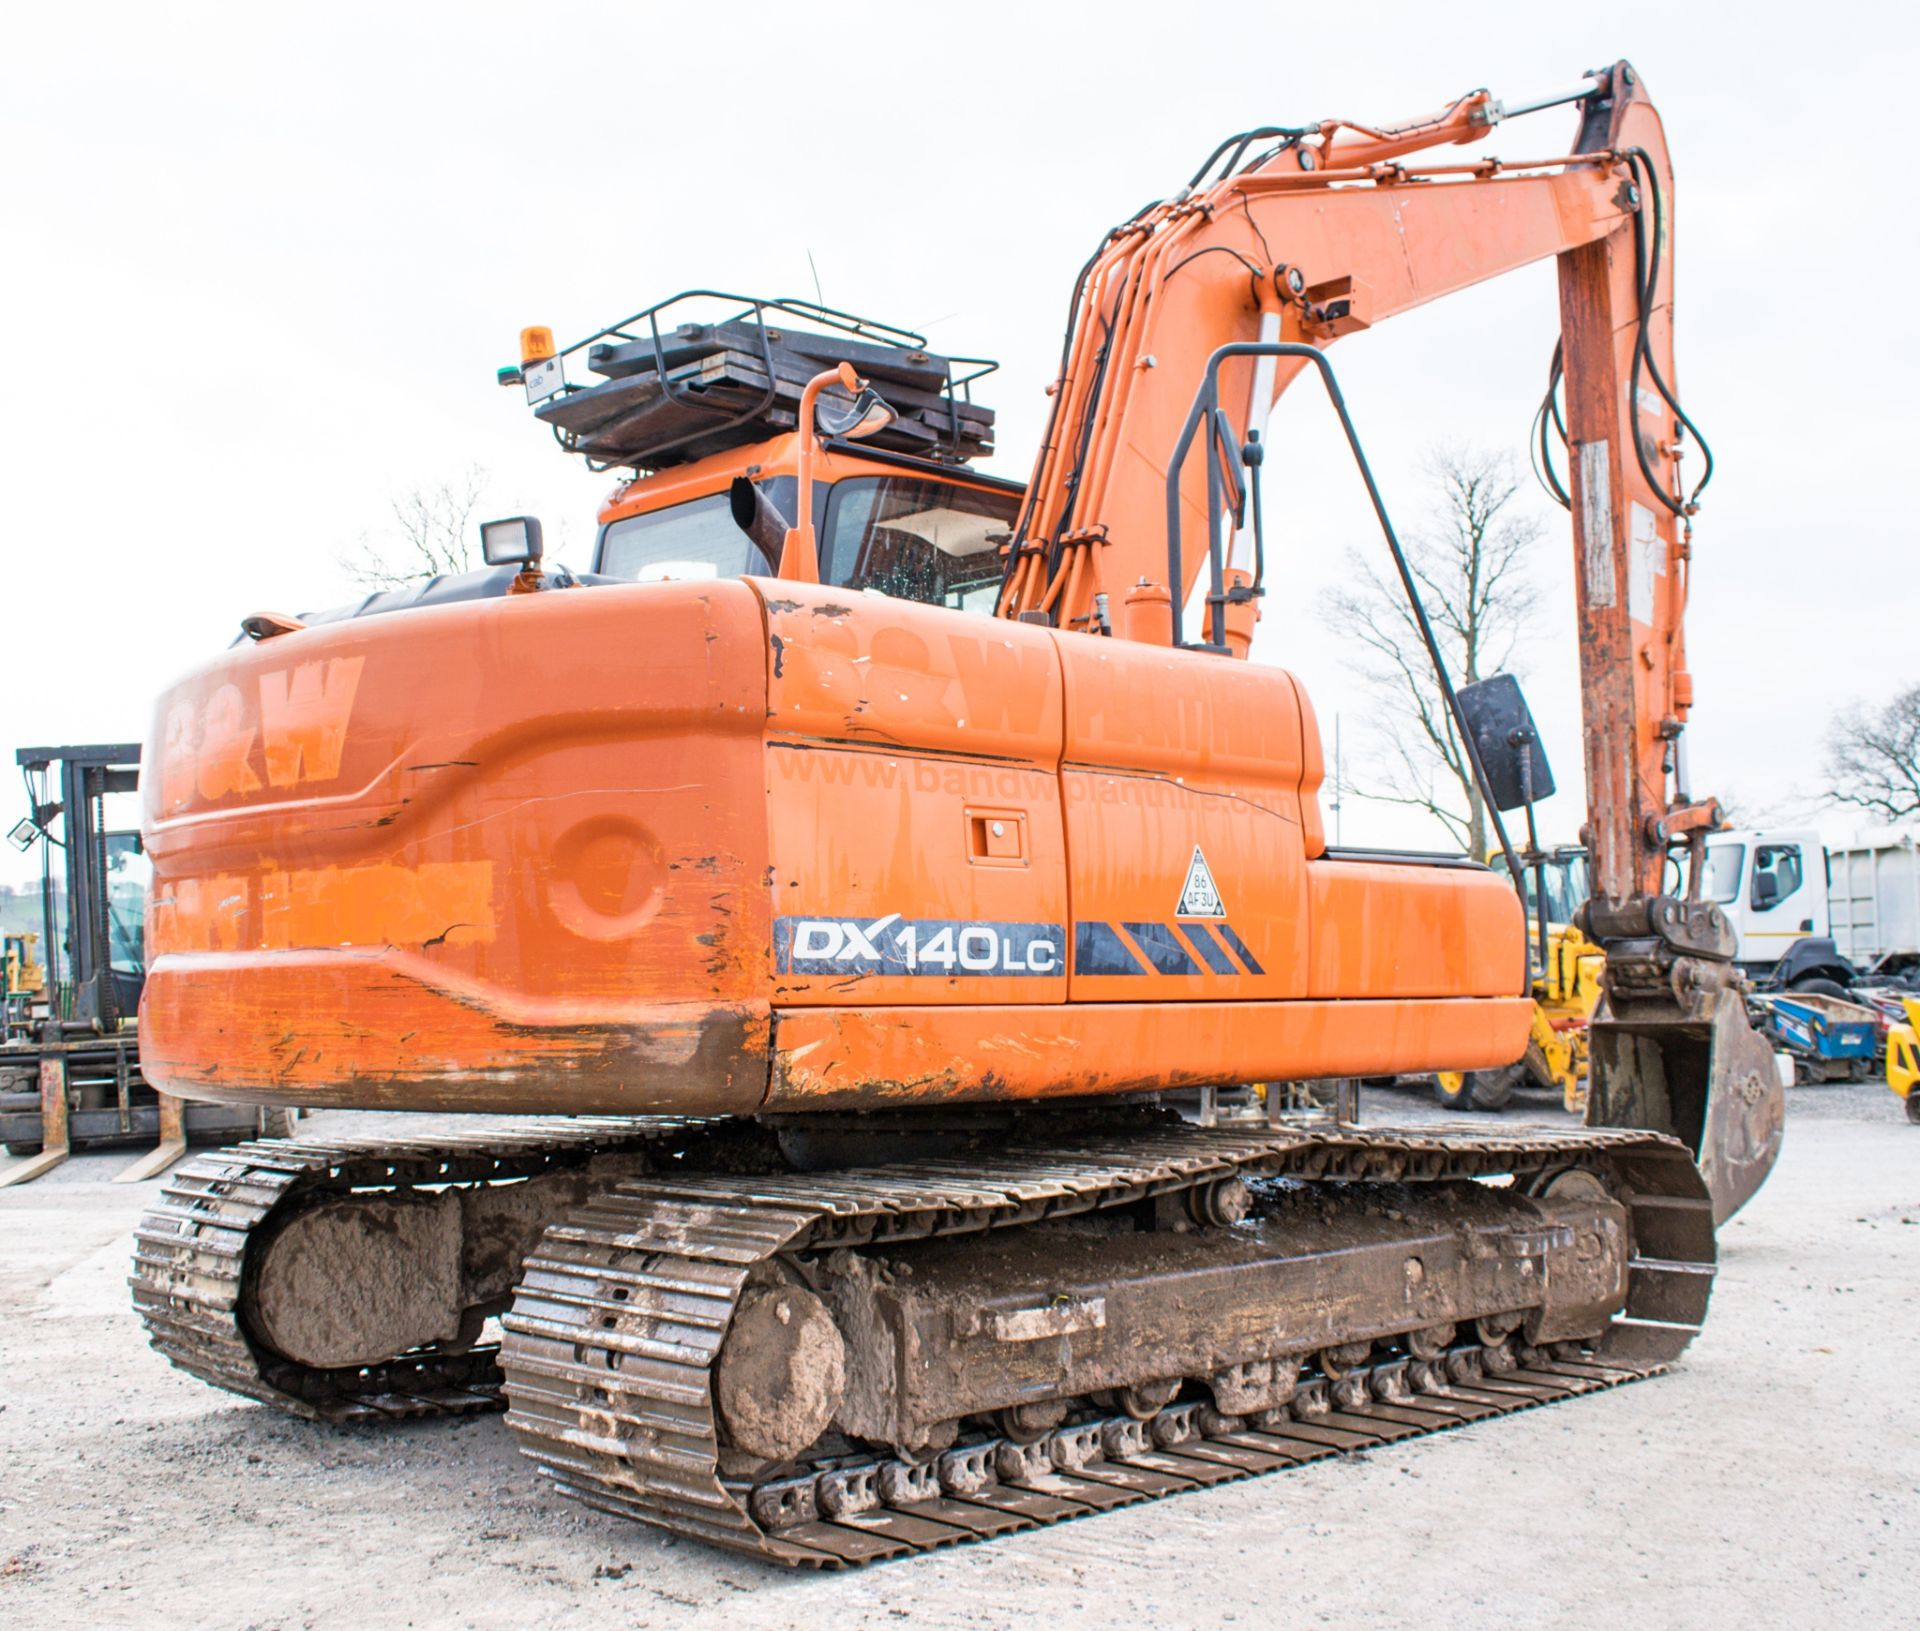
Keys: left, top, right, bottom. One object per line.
{"left": 512, "top": 291, "right": 1023, "bottom": 614}
{"left": 594, "top": 461, "right": 1020, "bottom": 610}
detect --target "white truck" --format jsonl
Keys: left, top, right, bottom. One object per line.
{"left": 1698, "top": 826, "right": 1920, "bottom": 988}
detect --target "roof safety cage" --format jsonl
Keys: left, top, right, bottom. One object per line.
{"left": 529, "top": 291, "right": 998, "bottom": 472}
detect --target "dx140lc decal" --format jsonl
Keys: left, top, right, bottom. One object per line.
{"left": 774, "top": 915, "right": 1063, "bottom": 977}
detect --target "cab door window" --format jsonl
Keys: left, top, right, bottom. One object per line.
{"left": 1750, "top": 844, "right": 1804, "bottom": 911}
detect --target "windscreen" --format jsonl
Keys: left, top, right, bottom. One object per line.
{"left": 1702, "top": 844, "right": 1744, "bottom": 904}
{"left": 821, "top": 477, "right": 1019, "bottom": 613}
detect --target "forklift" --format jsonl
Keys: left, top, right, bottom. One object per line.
{"left": 1, "top": 744, "right": 278, "bottom": 1186}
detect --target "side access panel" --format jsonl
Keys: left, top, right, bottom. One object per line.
{"left": 757, "top": 583, "right": 1070, "bottom": 1006}
{"left": 1055, "top": 637, "right": 1316, "bottom": 999}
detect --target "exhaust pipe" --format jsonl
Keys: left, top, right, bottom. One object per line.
{"left": 730, "top": 477, "right": 793, "bottom": 570}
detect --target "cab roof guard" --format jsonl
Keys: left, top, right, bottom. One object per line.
{"left": 520, "top": 290, "right": 1000, "bottom": 473}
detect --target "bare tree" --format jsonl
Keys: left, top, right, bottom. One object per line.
{"left": 341, "top": 468, "right": 489, "bottom": 589}
{"left": 1324, "top": 444, "right": 1544, "bottom": 856}
{"left": 1826, "top": 684, "right": 1920, "bottom": 823}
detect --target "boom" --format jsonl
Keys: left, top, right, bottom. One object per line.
{"left": 1000, "top": 62, "right": 1698, "bottom": 909}
{"left": 993, "top": 62, "right": 1780, "bottom": 1216}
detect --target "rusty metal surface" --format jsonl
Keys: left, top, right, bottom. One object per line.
{"left": 818, "top": 1182, "right": 1629, "bottom": 1446}
{"left": 1588, "top": 984, "right": 1785, "bottom": 1224}
{"left": 0, "top": 1049, "right": 72, "bottom": 1188}
{"left": 499, "top": 1122, "right": 1711, "bottom": 1567}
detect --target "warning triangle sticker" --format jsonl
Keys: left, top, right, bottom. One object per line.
{"left": 1177, "top": 846, "right": 1226, "bottom": 917}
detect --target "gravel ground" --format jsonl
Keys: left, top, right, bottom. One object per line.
{"left": 1, "top": 1081, "right": 1914, "bottom": 1630}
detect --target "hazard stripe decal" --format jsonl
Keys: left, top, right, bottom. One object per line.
{"left": 1176, "top": 921, "right": 1239, "bottom": 975}
{"left": 1122, "top": 921, "right": 1200, "bottom": 976}
{"left": 1072, "top": 921, "right": 1148, "bottom": 976}
{"left": 1073, "top": 920, "right": 1263, "bottom": 977}
{"left": 1217, "top": 923, "right": 1265, "bottom": 976}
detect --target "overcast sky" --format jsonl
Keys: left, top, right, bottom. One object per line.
{"left": 3, "top": 1, "right": 1913, "bottom": 884}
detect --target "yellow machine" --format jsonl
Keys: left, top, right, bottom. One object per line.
{"left": 1887, "top": 997, "right": 1920, "bottom": 1123}
{"left": 1435, "top": 848, "right": 1604, "bottom": 1113}
{"left": 3, "top": 932, "right": 43, "bottom": 1023}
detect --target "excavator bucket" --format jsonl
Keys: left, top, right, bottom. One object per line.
{"left": 1585, "top": 986, "right": 1784, "bottom": 1224}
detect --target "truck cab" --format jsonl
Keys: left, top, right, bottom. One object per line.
{"left": 1696, "top": 827, "right": 1829, "bottom": 972}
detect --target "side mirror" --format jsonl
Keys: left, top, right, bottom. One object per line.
{"left": 480, "top": 515, "right": 545, "bottom": 568}
{"left": 1753, "top": 873, "right": 1780, "bottom": 909}
{"left": 1455, "top": 673, "right": 1556, "bottom": 812}
{"left": 816, "top": 385, "right": 897, "bottom": 442}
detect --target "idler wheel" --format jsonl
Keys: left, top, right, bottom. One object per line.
{"left": 251, "top": 1191, "right": 463, "bottom": 1368}
{"left": 714, "top": 1285, "right": 847, "bottom": 1462}
{"left": 1186, "top": 1176, "right": 1253, "bottom": 1228}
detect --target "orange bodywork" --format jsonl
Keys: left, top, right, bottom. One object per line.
{"left": 140, "top": 575, "right": 1526, "bottom": 1111}
{"left": 140, "top": 68, "right": 1735, "bottom": 1116}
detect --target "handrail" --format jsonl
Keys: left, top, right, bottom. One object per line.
{"left": 1164, "top": 341, "right": 1524, "bottom": 886}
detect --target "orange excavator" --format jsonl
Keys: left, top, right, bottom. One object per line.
{"left": 133, "top": 62, "right": 1783, "bottom": 1566}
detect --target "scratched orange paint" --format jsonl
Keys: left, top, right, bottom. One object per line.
{"left": 151, "top": 860, "right": 495, "bottom": 953}
{"left": 141, "top": 574, "right": 1522, "bottom": 1113}
{"left": 135, "top": 66, "right": 1710, "bottom": 1123}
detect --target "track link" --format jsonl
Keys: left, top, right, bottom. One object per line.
{"left": 130, "top": 1118, "right": 702, "bottom": 1421}
{"left": 500, "top": 1123, "right": 1714, "bottom": 1566}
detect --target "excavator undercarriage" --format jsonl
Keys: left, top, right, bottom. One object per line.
{"left": 134, "top": 1108, "right": 1711, "bottom": 1567}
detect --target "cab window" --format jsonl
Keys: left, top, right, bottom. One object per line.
{"left": 104, "top": 832, "right": 149, "bottom": 977}
{"left": 1701, "top": 844, "right": 1744, "bottom": 904}
{"left": 821, "top": 477, "right": 1018, "bottom": 613}
{"left": 1533, "top": 853, "right": 1588, "bottom": 923}
{"left": 1494, "top": 852, "right": 1589, "bottom": 924}
{"left": 596, "top": 481, "right": 795, "bottom": 582}
{"left": 1751, "top": 844, "right": 1803, "bottom": 911}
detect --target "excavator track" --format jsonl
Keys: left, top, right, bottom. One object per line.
{"left": 130, "top": 1118, "right": 705, "bottom": 1421}
{"left": 500, "top": 1122, "right": 1714, "bottom": 1567}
